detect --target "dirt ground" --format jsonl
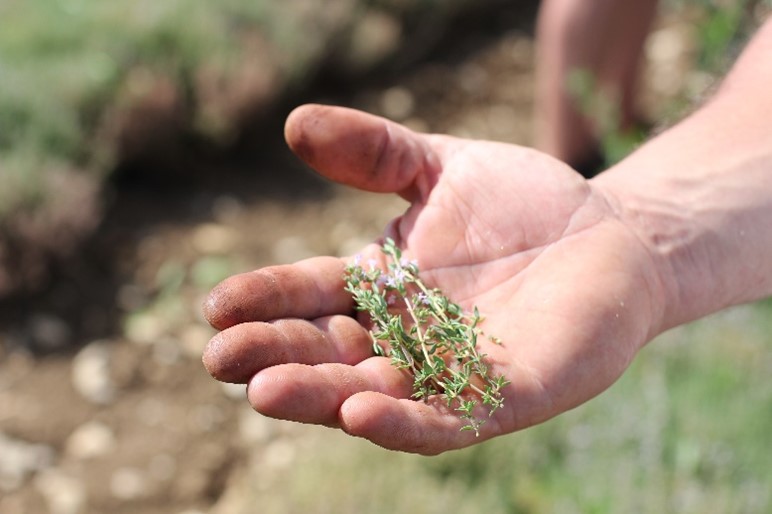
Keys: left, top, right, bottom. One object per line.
{"left": 0, "top": 7, "right": 702, "bottom": 514}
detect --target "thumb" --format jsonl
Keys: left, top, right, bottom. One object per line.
{"left": 284, "top": 104, "right": 440, "bottom": 201}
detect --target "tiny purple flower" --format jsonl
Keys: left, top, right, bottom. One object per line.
{"left": 377, "top": 275, "right": 397, "bottom": 289}
{"left": 393, "top": 267, "right": 407, "bottom": 283}
{"left": 416, "top": 292, "right": 431, "bottom": 305}
{"left": 377, "top": 274, "right": 397, "bottom": 289}
{"left": 400, "top": 257, "right": 419, "bottom": 270}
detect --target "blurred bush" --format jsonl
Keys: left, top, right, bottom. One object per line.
{"left": 2, "top": 0, "right": 764, "bottom": 295}
{"left": 0, "top": 0, "right": 505, "bottom": 295}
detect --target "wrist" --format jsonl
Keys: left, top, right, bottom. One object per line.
{"left": 593, "top": 103, "right": 772, "bottom": 331}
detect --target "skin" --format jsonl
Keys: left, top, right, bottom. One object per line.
{"left": 535, "top": 0, "right": 659, "bottom": 165}
{"left": 202, "top": 19, "right": 772, "bottom": 455}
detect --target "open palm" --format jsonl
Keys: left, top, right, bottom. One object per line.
{"left": 203, "top": 105, "right": 665, "bottom": 454}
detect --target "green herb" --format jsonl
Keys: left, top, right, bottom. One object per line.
{"left": 343, "top": 238, "right": 509, "bottom": 435}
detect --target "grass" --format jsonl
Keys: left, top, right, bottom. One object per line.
{"left": 233, "top": 301, "right": 771, "bottom": 514}
{"left": 0, "top": 1, "right": 383, "bottom": 286}
{"left": 0, "top": 0, "right": 358, "bottom": 218}
{"left": 0, "top": 2, "right": 270, "bottom": 139}
{"left": 567, "top": 0, "right": 772, "bottom": 170}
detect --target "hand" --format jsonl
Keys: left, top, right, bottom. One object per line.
{"left": 202, "top": 104, "right": 666, "bottom": 454}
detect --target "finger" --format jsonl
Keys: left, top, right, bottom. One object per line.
{"left": 339, "top": 392, "right": 499, "bottom": 455}
{"left": 247, "top": 358, "right": 413, "bottom": 426}
{"left": 202, "top": 315, "right": 375, "bottom": 383}
{"left": 284, "top": 104, "right": 441, "bottom": 201}
{"left": 203, "top": 256, "right": 350, "bottom": 330}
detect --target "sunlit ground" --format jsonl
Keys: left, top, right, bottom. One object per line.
{"left": 224, "top": 301, "right": 771, "bottom": 514}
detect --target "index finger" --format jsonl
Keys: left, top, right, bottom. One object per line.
{"left": 203, "top": 256, "right": 352, "bottom": 330}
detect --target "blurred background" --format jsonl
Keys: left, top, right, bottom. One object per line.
{"left": 0, "top": 1, "right": 770, "bottom": 513}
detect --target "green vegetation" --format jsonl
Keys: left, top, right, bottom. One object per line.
{"left": 568, "top": 0, "right": 771, "bottom": 170}
{"left": 236, "top": 301, "right": 772, "bottom": 514}
{"left": 1, "top": 0, "right": 281, "bottom": 214}
{"left": 344, "top": 239, "right": 508, "bottom": 434}
{"left": 3, "top": 0, "right": 767, "bottom": 288}
{"left": 0, "top": 0, "right": 379, "bottom": 292}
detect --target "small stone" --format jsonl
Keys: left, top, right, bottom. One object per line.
{"left": 65, "top": 421, "right": 116, "bottom": 460}
{"left": 0, "top": 432, "right": 55, "bottom": 492}
{"left": 646, "top": 26, "right": 688, "bottom": 63}
{"left": 34, "top": 469, "right": 86, "bottom": 514}
{"left": 110, "top": 467, "right": 147, "bottom": 500}
{"left": 71, "top": 342, "right": 115, "bottom": 405}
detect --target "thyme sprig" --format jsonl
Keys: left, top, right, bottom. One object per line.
{"left": 343, "top": 238, "right": 509, "bottom": 435}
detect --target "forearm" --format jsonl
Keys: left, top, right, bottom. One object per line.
{"left": 594, "top": 18, "right": 772, "bottom": 331}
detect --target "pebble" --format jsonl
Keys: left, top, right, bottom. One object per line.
{"left": 71, "top": 342, "right": 115, "bottom": 405}
{"left": 34, "top": 468, "right": 86, "bottom": 514}
{"left": 645, "top": 24, "right": 694, "bottom": 97}
{"left": 110, "top": 467, "right": 147, "bottom": 500}
{"left": 65, "top": 421, "right": 116, "bottom": 460}
{"left": 646, "top": 25, "right": 689, "bottom": 63}
{"left": 0, "top": 432, "right": 55, "bottom": 492}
